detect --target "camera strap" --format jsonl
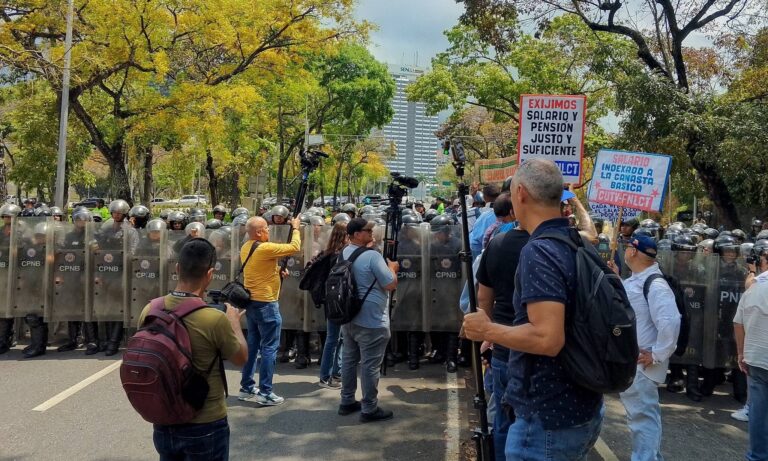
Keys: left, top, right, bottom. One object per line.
{"left": 235, "top": 241, "right": 260, "bottom": 281}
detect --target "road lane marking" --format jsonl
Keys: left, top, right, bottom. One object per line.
{"left": 595, "top": 436, "right": 619, "bottom": 461}
{"left": 32, "top": 360, "right": 122, "bottom": 412}
{"left": 445, "top": 370, "right": 461, "bottom": 461}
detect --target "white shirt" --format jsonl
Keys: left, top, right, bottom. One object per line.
{"left": 622, "top": 263, "right": 681, "bottom": 383}
{"left": 734, "top": 275, "right": 768, "bottom": 371}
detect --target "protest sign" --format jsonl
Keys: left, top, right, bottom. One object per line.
{"left": 517, "top": 94, "right": 586, "bottom": 184}
{"left": 589, "top": 202, "right": 641, "bottom": 223}
{"left": 588, "top": 149, "right": 672, "bottom": 212}
{"left": 476, "top": 156, "right": 517, "bottom": 184}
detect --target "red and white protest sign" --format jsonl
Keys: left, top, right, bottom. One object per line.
{"left": 587, "top": 149, "right": 672, "bottom": 213}
{"left": 517, "top": 94, "right": 586, "bottom": 185}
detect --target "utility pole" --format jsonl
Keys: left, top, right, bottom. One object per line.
{"left": 54, "top": 0, "right": 75, "bottom": 209}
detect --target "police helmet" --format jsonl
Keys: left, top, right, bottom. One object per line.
{"left": 667, "top": 222, "right": 685, "bottom": 234}
{"left": 33, "top": 221, "right": 50, "bottom": 236}
{"left": 691, "top": 223, "right": 707, "bottom": 236}
{"left": 309, "top": 216, "right": 325, "bottom": 226}
{"left": 657, "top": 239, "right": 673, "bottom": 251}
{"left": 671, "top": 234, "right": 697, "bottom": 252}
{"left": 299, "top": 213, "right": 311, "bottom": 225}
{"left": 108, "top": 199, "right": 130, "bottom": 215}
{"left": 184, "top": 221, "right": 206, "bottom": 237}
{"left": 72, "top": 208, "right": 93, "bottom": 222}
{"left": 187, "top": 207, "right": 206, "bottom": 223}
{"left": 402, "top": 214, "right": 421, "bottom": 226}
{"left": 129, "top": 205, "right": 151, "bottom": 219}
{"left": 341, "top": 203, "right": 357, "bottom": 216}
{"left": 752, "top": 239, "right": 768, "bottom": 259}
{"left": 231, "top": 207, "right": 249, "bottom": 219}
{"left": 752, "top": 219, "right": 763, "bottom": 230}
{"left": 702, "top": 227, "right": 720, "bottom": 240}
{"left": 232, "top": 214, "right": 248, "bottom": 227}
{"left": 159, "top": 209, "right": 170, "bottom": 220}
{"left": 332, "top": 213, "right": 351, "bottom": 225}
{"left": 359, "top": 205, "right": 375, "bottom": 216}
{"left": 632, "top": 227, "right": 656, "bottom": 240}
{"left": 731, "top": 228, "right": 747, "bottom": 243}
{"left": 698, "top": 239, "right": 714, "bottom": 252}
{"left": 621, "top": 218, "right": 640, "bottom": 229}
{"left": 640, "top": 218, "right": 659, "bottom": 229}
{"left": 741, "top": 242, "right": 754, "bottom": 257}
{"left": 50, "top": 206, "right": 64, "bottom": 217}
{"left": 270, "top": 205, "right": 290, "bottom": 220}
{"left": 424, "top": 209, "right": 438, "bottom": 223}
{"left": 34, "top": 206, "right": 51, "bottom": 217}
{"left": 430, "top": 214, "right": 453, "bottom": 232}
{"left": 167, "top": 210, "right": 187, "bottom": 226}
{"left": 374, "top": 217, "right": 386, "bottom": 226}
{"left": 757, "top": 229, "right": 768, "bottom": 241}
{"left": 0, "top": 204, "right": 21, "bottom": 217}
{"left": 663, "top": 229, "right": 681, "bottom": 242}
{"left": 213, "top": 205, "right": 227, "bottom": 215}
{"left": 205, "top": 219, "right": 223, "bottom": 230}
{"left": 714, "top": 234, "right": 740, "bottom": 255}
{"left": 146, "top": 218, "right": 166, "bottom": 232}
{"left": 308, "top": 206, "right": 326, "bottom": 218}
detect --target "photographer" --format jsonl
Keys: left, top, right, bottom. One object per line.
{"left": 138, "top": 239, "right": 247, "bottom": 461}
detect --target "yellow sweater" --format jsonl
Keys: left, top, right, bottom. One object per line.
{"left": 240, "top": 230, "right": 301, "bottom": 302}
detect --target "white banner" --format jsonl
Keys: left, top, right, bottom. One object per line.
{"left": 587, "top": 149, "right": 672, "bottom": 213}
{"left": 588, "top": 202, "right": 641, "bottom": 223}
{"left": 517, "top": 94, "right": 586, "bottom": 184}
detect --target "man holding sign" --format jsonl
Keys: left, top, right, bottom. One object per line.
{"left": 517, "top": 94, "right": 586, "bottom": 184}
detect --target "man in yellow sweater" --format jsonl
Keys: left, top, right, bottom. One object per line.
{"left": 238, "top": 215, "right": 301, "bottom": 406}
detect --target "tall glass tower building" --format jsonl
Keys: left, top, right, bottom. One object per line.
{"left": 381, "top": 64, "right": 442, "bottom": 178}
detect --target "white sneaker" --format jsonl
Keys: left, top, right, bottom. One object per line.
{"left": 731, "top": 404, "right": 749, "bottom": 422}
{"left": 255, "top": 391, "right": 285, "bottom": 406}
{"left": 238, "top": 389, "right": 258, "bottom": 401}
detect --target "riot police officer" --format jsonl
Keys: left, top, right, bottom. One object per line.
{"left": 0, "top": 204, "right": 21, "bottom": 354}
{"left": 20, "top": 222, "right": 51, "bottom": 358}
{"left": 188, "top": 207, "right": 207, "bottom": 224}
{"left": 167, "top": 210, "right": 187, "bottom": 231}
{"left": 341, "top": 203, "right": 357, "bottom": 220}
{"left": 137, "top": 218, "right": 165, "bottom": 256}
{"left": 129, "top": 205, "right": 151, "bottom": 229}
{"left": 205, "top": 218, "right": 223, "bottom": 230}
{"left": 750, "top": 219, "right": 763, "bottom": 241}
{"left": 230, "top": 206, "right": 249, "bottom": 222}
{"left": 58, "top": 208, "right": 95, "bottom": 353}
{"left": 428, "top": 215, "right": 462, "bottom": 372}
{"left": 159, "top": 208, "right": 170, "bottom": 223}
{"left": 50, "top": 206, "right": 65, "bottom": 222}
{"left": 212, "top": 205, "right": 227, "bottom": 222}
{"left": 270, "top": 205, "right": 290, "bottom": 225}
{"left": 20, "top": 198, "right": 35, "bottom": 217}
{"left": 332, "top": 213, "right": 351, "bottom": 225}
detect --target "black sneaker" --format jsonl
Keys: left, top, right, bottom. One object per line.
{"left": 360, "top": 407, "right": 393, "bottom": 423}
{"left": 338, "top": 401, "right": 362, "bottom": 416}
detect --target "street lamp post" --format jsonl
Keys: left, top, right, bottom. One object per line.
{"left": 54, "top": 0, "right": 75, "bottom": 209}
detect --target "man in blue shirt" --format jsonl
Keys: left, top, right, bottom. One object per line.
{"left": 338, "top": 218, "right": 399, "bottom": 423}
{"left": 468, "top": 185, "right": 501, "bottom": 258}
{"left": 464, "top": 159, "right": 603, "bottom": 461}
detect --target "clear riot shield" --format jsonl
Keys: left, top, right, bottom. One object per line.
{"left": 666, "top": 250, "right": 718, "bottom": 366}
{"left": 164, "top": 230, "right": 187, "bottom": 294}
{"left": 303, "top": 224, "right": 332, "bottom": 333}
{"left": 8, "top": 217, "right": 50, "bottom": 318}
{"left": 127, "top": 228, "right": 165, "bottom": 326}
{"left": 47, "top": 221, "right": 91, "bottom": 322}
{"left": 0, "top": 218, "right": 14, "bottom": 318}
{"left": 426, "top": 224, "right": 463, "bottom": 332}
{"left": 710, "top": 253, "right": 747, "bottom": 369}
{"left": 205, "top": 228, "right": 235, "bottom": 295}
{"left": 89, "top": 221, "right": 130, "bottom": 322}
{"left": 391, "top": 223, "right": 426, "bottom": 332}
{"left": 271, "top": 224, "right": 306, "bottom": 331}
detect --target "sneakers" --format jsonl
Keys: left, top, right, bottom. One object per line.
{"left": 238, "top": 388, "right": 258, "bottom": 401}
{"left": 338, "top": 401, "right": 362, "bottom": 416}
{"left": 360, "top": 406, "right": 394, "bottom": 423}
{"left": 319, "top": 377, "right": 341, "bottom": 389}
{"left": 255, "top": 391, "right": 285, "bottom": 406}
{"left": 731, "top": 404, "right": 749, "bottom": 422}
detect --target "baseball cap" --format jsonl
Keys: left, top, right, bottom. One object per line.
{"left": 347, "top": 217, "right": 374, "bottom": 235}
{"left": 629, "top": 234, "right": 658, "bottom": 258}
{"left": 561, "top": 190, "right": 576, "bottom": 202}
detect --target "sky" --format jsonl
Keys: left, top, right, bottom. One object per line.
{"left": 353, "top": 0, "right": 466, "bottom": 68}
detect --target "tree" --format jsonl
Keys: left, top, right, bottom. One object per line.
{"left": 1, "top": 0, "right": 362, "bottom": 202}
{"left": 458, "top": 0, "right": 765, "bottom": 226}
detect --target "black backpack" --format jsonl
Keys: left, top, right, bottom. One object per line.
{"left": 643, "top": 273, "right": 690, "bottom": 357}
{"left": 535, "top": 230, "right": 639, "bottom": 394}
{"left": 324, "top": 246, "right": 375, "bottom": 325}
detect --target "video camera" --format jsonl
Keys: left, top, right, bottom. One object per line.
{"left": 388, "top": 172, "right": 419, "bottom": 202}
{"left": 207, "top": 290, "right": 227, "bottom": 312}
{"left": 299, "top": 149, "right": 329, "bottom": 173}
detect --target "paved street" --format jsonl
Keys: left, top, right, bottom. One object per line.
{"left": 0, "top": 344, "right": 751, "bottom": 461}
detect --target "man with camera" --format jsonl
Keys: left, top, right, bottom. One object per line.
{"left": 734, "top": 239, "right": 768, "bottom": 461}
{"left": 238, "top": 215, "right": 301, "bottom": 406}
{"left": 137, "top": 239, "right": 248, "bottom": 461}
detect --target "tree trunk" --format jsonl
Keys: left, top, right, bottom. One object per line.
{"left": 228, "top": 170, "right": 240, "bottom": 208}
{"left": 141, "top": 147, "right": 153, "bottom": 206}
{"left": 110, "top": 159, "right": 132, "bottom": 205}
{"left": 686, "top": 135, "right": 740, "bottom": 228}
{"left": 205, "top": 148, "right": 218, "bottom": 207}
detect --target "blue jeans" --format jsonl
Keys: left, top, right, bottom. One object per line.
{"left": 620, "top": 370, "right": 664, "bottom": 461}
{"left": 340, "top": 323, "right": 390, "bottom": 414}
{"left": 505, "top": 406, "right": 603, "bottom": 461}
{"left": 491, "top": 356, "right": 512, "bottom": 461}
{"left": 747, "top": 364, "right": 768, "bottom": 461}
{"left": 240, "top": 301, "right": 282, "bottom": 394}
{"left": 320, "top": 319, "right": 342, "bottom": 381}
{"left": 153, "top": 417, "right": 229, "bottom": 461}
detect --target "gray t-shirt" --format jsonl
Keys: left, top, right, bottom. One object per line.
{"left": 342, "top": 244, "right": 394, "bottom": 329}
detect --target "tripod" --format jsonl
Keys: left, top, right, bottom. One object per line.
{"left": 380, "top": 195, "right": 403, "bottom": 376}
{"left": 447, "top": 140, "right": 494, "bottom": 460}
